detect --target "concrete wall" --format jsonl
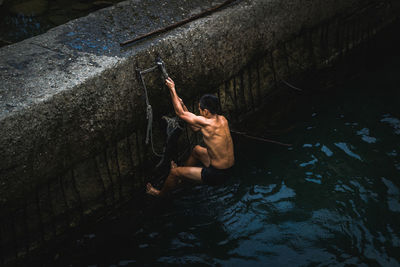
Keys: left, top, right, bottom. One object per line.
{"left": 0, "top": 0, "right": 399, "bottom": 264}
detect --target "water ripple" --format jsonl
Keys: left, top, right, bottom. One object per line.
{"left": 335, "top": 142, "right": 362, "bottom": 161}
{"left": 381, "top": 114, "right": 400, "bottom": 135}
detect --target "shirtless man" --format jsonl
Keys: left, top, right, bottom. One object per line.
{"left": 146, "top": 77, "right": 234, "bottom": 197}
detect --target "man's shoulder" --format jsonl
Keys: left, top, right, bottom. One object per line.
{"left": 217, "top": 115, "right": 229, "bottom": 125}
{"left": 202, "top": 115, "right": 228, "bottom": 129}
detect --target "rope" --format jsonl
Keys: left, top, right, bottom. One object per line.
{"left": 137, "top": 59, "right": 185, "bottom": 159}
{"left": 271, "top": 48, "right": 306, "bottom": 92}
{"left": 138, "top": 68, "right": 163, "bottom": 157}
{"left": 280, "top": 78, "right": 304, "bottom": 92}
{"left": 231, "top": 130, "right": 292, "bottom": 147}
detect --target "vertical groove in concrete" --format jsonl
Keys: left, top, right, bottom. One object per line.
{"left": 354, "top": 19, "right": 360, "bottom": 48}
{"left": 269, "top": 51, "right": 278, "bottom": 90}
{"left": 337, "top": 19, "right": 344, "bottom": 57}
{"left": 281, "top": 43, "right": 291, "bottom": 77}
{"left": 134, "top": 131, "right": 145, "bottom": 188}
{"left": 22, "top": 195, "right": 30, "bottom": 257}
{"left": 69, "top": 170, "right": 84, "bottom": 221}
{"left": 34, "top": 188, "right": 45, "bottom": 244}
{"left": 94, "top": 157, "right": 108, "bottom": 208}
{"left": 0, "top": 227, "right": 4, "bottom": 266}
{"left": 246, "top": 66, "right": 255, "bottom": 112}
{"left": 217, "top": 86, "right": 223, "bottom": 113}
{"left": 343, "top": 21, "right": 349, "bottom": 54}
{"left": 47, "top": 182, "right": 57, "bottom": 238}
{"left": 10, "top": 214, "right": 17, "bottom": 261}
{"left": 309, "top": 28, "right": 316, "bottom": 68}
{"left": 238, "top": 71, "right": 246, "bottom": 113}
{"left": 103, "top": 149, "right": 116, "bottom": 206}
{"left": 113, "top": 144, "right": 123, "bottom": 202}
{"left": 59, "top": 175, "right": 71, "bottom": 228}
{"left": 256, "top": 59, "right": 261, "bottom": 107}
{"left": 125, "top": 135, "right": 136, "bottom": 189}
{"left": 0, "top": 223, "right": 3, "bottom": 266}
{"left": 12, "top": 201, "right": 24, "bottom": 260}
{"left": 34, "top": 182, "right": 56, "bottom": 243}
{"left": 50, "top": 178, "right": 67, "bottom": 236}
{"left": 117, "top": 138, "right": 131, "bottom": 199}
{"left": 233, "top": 77, "right": 240, "bottom": 122}
{"left": 126, "top": 132, "right": 139, "bottom": 190}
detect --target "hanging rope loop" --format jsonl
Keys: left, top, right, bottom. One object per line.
{"left": 136, "top": 56, "right": 182, "bottom": 158}
{"left": 145, "top": 104, "right": 153, "bottom": 144}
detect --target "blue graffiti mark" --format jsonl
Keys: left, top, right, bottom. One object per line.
{"left": 65, "top": 35, "right": 113, "bottom": 53}
{"left": 71, "top": 44, "right": 83, "bottom": 50}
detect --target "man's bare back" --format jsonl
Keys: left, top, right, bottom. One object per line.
{"left": 200, "top": 114, "right": 234, "bottom": 169}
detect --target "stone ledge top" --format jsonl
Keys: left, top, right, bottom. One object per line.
{"left": 0, "top": 0, "right": 228, "bottom": 120}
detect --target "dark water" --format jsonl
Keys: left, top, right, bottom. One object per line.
{"left": 41, "top": 33, "right": 400, "bottom": 267}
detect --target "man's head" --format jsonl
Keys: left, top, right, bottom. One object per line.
{"left": 199, "top": 94, "right": 220, "bottom": 116}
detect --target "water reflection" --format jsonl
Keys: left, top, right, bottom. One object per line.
{"left": 46, "top": 95, "right": 400, "bottom": 266}
{"left": 381, "top": 114, "right": 400, "bottom": 135}
{"left": 334, "top": 142, "right": 362, "bottom": 161}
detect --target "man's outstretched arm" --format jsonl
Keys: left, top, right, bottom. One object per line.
{"left": 165, "top": 77, "right": 206, "bottom": 129}
{"left": 166, "top": 77, "right": 184, "bottom": 115}
{"left": 179, "top": 98, "right": 201, "bottom": 132}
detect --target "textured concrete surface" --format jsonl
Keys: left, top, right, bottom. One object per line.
{"left": 0, "top": 0, "right": 232, "bottom": 203}
{"left": 0, "top": 0, "right": 375, "bottom": 203}
{"left": 0, "top": 0, "right": 399, "bottom": 264}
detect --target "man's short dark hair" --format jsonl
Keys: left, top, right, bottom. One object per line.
{"left": 199, "top": 94, "right": 220, "bottom": 115}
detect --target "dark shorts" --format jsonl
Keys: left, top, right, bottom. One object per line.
{"left": 201, "top": 165, "right": 233, "bottom": 186}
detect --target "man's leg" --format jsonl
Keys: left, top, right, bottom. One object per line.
{"left": 185, "top": 145, "right": 210, "bottom": 167}
{"left": 146, "top": 165, "right": 202, "bottom": 197}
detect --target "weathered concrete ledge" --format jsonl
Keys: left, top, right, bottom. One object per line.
{"left": 0, "top": 0, "right": 399, "bottom": 264}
